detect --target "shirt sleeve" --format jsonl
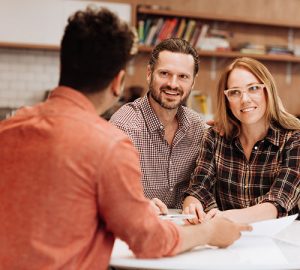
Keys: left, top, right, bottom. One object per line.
{"left": 184, "top": 128, "right": 218, "bottom": 211}
{"left": 260, "top": 131, "right": 300, "bottom": 217}
{"left": 97, "top": 136, "right": 181, "bottom": 258}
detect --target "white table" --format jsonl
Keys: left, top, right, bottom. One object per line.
{"left": 110, "top": 221, "right": 300, "bottom": 270}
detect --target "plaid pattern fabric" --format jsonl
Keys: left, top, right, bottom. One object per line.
{"left": 110, "top": 94, "right": 206, "bottom": 209}
{"left": 185, "top": 124, "right": 300, "bottom": 217}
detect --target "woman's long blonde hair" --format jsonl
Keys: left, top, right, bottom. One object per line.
{"left": 215, "top": 57, "right": 300, "bottom": 139}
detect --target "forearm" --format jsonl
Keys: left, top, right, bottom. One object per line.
{"left": 222, "top": 202, "right": 278, "bottom": 223}
{"left": 177, "top": 217, "right": 252, "bottom": 252}
{"left": 177, "top": 223, "right": 210, "bottom": 252}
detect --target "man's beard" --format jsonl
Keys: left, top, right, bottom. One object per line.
{"left": 149, "top": 80, "right": 191, "bottom": 110}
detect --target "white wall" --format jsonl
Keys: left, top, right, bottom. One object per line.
{"left": 0, "top": 0, "right": 132, "bottom": 108}
{"left": 0, "top": 48, "right": 59, "bottom": 108}
{"left": 0, "top": 0, "right": 131, "bottom": 46}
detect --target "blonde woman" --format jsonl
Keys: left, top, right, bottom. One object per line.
{"left": 183, "top": 57, "right": 300, "bottom": 224}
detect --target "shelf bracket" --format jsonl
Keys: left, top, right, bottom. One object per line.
{"left": 285, "top": 62, "right": 292, "bottom": 85}
{"left": 210, "top": 57, "right": 217, "bottom": 80}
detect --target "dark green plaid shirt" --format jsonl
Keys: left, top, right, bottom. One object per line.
{"left": 185, "top": 123, "right": 300, "bottom": 218}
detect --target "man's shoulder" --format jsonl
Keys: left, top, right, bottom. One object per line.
{"left": 110, "top": 98, "right": 145, "bottom": 129}
{"left": 182, "top": 106, "right": 206, "bottom": 128}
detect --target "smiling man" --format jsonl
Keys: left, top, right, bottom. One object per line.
{"left": 110, "top": 38, "right": 206, "bottom": 211}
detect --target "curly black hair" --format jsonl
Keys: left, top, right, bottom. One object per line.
{"left": 59, "top": 7, "right": 134, "bottom": 93}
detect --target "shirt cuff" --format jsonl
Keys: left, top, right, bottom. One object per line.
{"left": 262, "top": 200, "right": 287, "bottom": 218}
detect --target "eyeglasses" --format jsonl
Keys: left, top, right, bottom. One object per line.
{"left": 224, "top": 83, "right": 265, "bottom": 101}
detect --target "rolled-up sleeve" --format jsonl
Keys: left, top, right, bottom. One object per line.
{"left": 260, "top": 132, "right": 300, "bottom": 217}
{"left": 184, "top": 129, "right": 218, "bottom": 211}
{"left": 97, "top": 137, "right": 182, "bottom": 258}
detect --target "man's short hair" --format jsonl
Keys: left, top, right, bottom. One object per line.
{"left": 149, "top": 38, "right": 199, "bottom": 76}
{"left": 59, "top": 7, "right": 134, "bottom": 93}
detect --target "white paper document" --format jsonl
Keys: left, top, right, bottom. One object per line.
{"left": 242, "top": 214, "right": 298, "bottom": 237}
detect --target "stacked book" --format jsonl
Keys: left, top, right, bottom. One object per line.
{"left": 266, "top": 45, "right": 293, "bottom": 55}
{"left": 238, "top": 43, "right": 266, "bottom": 54}
{"left": 137, "top": 17, "right": 216, "bottom": 48}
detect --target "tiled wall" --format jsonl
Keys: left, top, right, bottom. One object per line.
{"left": 0, "top": 48, "right": 59, "bottom": 108}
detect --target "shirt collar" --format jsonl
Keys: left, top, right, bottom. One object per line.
{"left": 264, "top": 122, "right": 282, "bottom": 147}
{"left": 232, "top": 122, "right": 282, "bottom": 147}
{"left": 48, "top": 86, "right": 98, "bottom": 115}
{"left": 139, "top": 93, "right": 191, "bottom": 133}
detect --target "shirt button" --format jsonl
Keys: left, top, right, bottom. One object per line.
{"left": 159, "top": 125, "right": 164, "bottom": 130}
{"left": 245, "top": 185, "right": 248, "bottom": 189}
{"left": 254, "top": 146, "right": 258, "bottom": 150}
{"left": 169, "top": 188, "right": 174, "bottom": 191}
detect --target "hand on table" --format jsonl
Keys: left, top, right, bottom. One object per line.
{"left": 150, "top": 198, "right": 168, "bottom": 215}
{"left": 182, "top": 202, "right": 206, "bottom": 224}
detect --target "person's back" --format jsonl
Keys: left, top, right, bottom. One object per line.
{"left": 0, "top": 87, "right": 138, "bottom": 268}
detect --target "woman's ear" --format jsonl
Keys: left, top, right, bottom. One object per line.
{"left": 111, "top": 70, "right": 125, "bottom": 97}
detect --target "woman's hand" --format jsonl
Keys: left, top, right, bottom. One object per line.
{"left": 182, "top": 196, "right": 206, "bottom": 224}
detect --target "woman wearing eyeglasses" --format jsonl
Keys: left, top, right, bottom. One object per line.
{"left": 183, "top": 57, "right": 300, "bottom": 224}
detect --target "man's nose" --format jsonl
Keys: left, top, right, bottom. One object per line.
{"left": 167, "top": 75, "right": 179, "bottom": 89}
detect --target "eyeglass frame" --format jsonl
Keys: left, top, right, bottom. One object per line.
{"left": 223, "top": 83, "right": 265, "bottom": 101}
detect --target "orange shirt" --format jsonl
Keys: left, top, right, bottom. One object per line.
{"left": 0, "top": 87, "right": 181, "bottom": 270}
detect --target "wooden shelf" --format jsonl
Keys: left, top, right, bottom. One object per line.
{"left": 138, "top": 45, "right": 300, "bottom": 62}
{"left": 138, "top": 7, "right": 300, "bottom": 28}
{"left": 0, "top": 42, "right": 60, "bottom": 51}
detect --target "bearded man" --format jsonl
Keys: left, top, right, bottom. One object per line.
{"left": 110, "top": 38, "right": 206, "bottom": 211}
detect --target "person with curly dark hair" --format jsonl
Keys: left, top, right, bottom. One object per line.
{"left": 0, "top": 8, "right": 251, "bottom": 270}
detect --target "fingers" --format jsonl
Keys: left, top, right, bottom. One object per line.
{"left": 206, "top": 217, "right": 252, "bottom": 248}
{"left": 151, "top": 198, "right": 168, "bottom": 215}
{"left": 183, "top": 203, "right": 205, "bottom": 224}
{"left": 237, "top": 223, "right": 253, "bottom": 232}
{"left": 205, "top": 119, "right": 215, "bottom": 127}
{"left": 204, "top": 208, "right": 220, "bottom": 221}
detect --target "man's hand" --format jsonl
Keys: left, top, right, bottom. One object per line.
{"left": 150, "top": 198, "right": 168, "bottom": 215}
{"left": 205, "top": 217, "right": 252, "bottom": 248}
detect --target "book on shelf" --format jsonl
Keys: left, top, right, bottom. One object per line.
{"left": 138, "top": 20, "right": 144, "bottom": 43}
{"left": 144, "top": 18, "right": 163, "bottom": 46}
{"left": 183, "top": 19, "right": 196, "bottom": 42}
{"left": 237, "top": 42, "right": 266, "bottom": 54}
{"left": 198, "top": 36, "right": 230, "bottom": 51}
{"left": 165, "top": 18, "right": 178, "bottom": 39}
{"left": 143, "top": 18, "right": 152, "bottom": 43}
{"left": 195, "top": 24, "right": 209, "bottom": 49}
{"left": 189, "top": 21, "right": 202, "bottom": 47}
{"left": 175, "top": 18, "right": 187, "bottom": 39}
{"left": 156, "top": 18, "right": 172, "bottom": 44}
{"left": 266, "top": 44, "right": 293, "bottom": 55}
{"left": 209, "top": 28, "right": 233, "bottom": 39}
{"left": 150, "top": 18, "right": 165, "bottom": 46}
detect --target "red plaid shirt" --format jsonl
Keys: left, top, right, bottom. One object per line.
{"left": 110, "top": 95, "right": 206, "bottom": 209}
